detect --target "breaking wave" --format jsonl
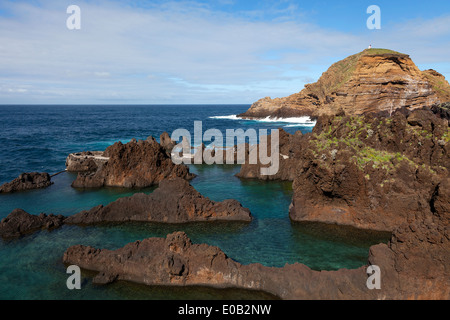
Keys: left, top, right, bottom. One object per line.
{"left": 209, "top": 115, "right": 316, "bottom": 126}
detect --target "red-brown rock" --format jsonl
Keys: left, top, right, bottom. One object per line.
{"left": 0, "top": 209, "right": 65, "bottom": 239}
{"left": 62, "top": 220, "right": 449, "bottom": 299}
{"left": 72, "top": 137, "right": 195, "bottom": 188}
{"left": 66, "top": 178, "right": 252, "bottom": 224}
{"left": 236, "top": 128, "right": 303, "bottom": 181}
{"left": 289, "top": 108, "right": 449, "bottom": 231}
{"left": 239, "top": 49, "right": 450, "bottom": 119}
{"left": 0, "top": 172, "right": 53, "bottom": 193}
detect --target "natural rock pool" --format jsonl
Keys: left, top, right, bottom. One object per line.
{"left": 0, "top": 105, "right": 390, "bottom": 299}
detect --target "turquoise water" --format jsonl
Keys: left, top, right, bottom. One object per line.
{"left": 0, "top": 105, "right": 390, "bottom": 299}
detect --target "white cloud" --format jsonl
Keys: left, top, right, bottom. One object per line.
{"left": 0, "top": 0, "right": 449, "bottom": 104}
{"left": 94, "top": 72, "right": 111, "bottom": 77}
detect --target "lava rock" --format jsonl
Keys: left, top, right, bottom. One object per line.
{"left": 72, "top": 137, "right": 195, "bottom": 188}
{"left": 0, "top": 209, "right": 65, "bottom": 239}
{"left": 66, "top": 178, "right": 252, "bottom": 224}
{"left": 0, "top": 172, "right": 53, "bottom": 193}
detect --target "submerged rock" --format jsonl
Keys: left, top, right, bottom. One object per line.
{"left": 0, "top": 209, "right": 65, "bottom": 239}
{"left": 0, "top": 172, "right": 53, "bottom": 193}
{"left": 66, "top": 178, "right": 252, "bottom": 224}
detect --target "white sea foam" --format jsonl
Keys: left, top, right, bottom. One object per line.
{"left": 209, "top": 115, "right": 241, "bottom": 120}
{"left": 283, "top": 122, "right": 316, "bottom": 127}
{"left": 209, "top": 114, "right": 316, "bottom": 126}
{"left": 258, "top": 116, "right": 316, "bottom": 126}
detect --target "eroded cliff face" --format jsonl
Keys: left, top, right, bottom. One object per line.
{"left": 289, "top": 108, "right": 449, "bottom": 232}
{"left": 239, "top": 49, "right": 450, "bottom": 118}
{"left": 328, "top": 54, "right": 439, "bottom": 115}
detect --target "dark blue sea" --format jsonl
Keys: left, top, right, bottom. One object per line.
{"left": 0, "top": 105, "right": 389, "bottom": 299}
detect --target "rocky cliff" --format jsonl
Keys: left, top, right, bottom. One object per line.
{"left": 239, "top": 49, "right": 450, "bottom": 118}
{"left": 289, "top": 107, "right": 449, "bottom": 231}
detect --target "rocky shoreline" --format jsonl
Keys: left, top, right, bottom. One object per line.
{"left": 1, "top": 49, "right": 449, "bottom": 300}
{"left": 63, "top": 209, "right": 449, "bottom": 299}
{"left": 2, "top": 106, "right": 448, "bottom": 299}
{"left": 290, "top": 107, "right": 449, "bottom": 231}
{"left": 236, "top": 106, "right": 449, "bottom": 233}
{"left": 58, "top": 104, "right": 449, "bottom": 299}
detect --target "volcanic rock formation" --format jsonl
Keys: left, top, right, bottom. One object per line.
{"left": 0, "top": 209, "right": 65, "bottom": 239}
{"left": 0, "top": 172, "right": 53, "bottom": 193}
{"left": 159, "top": 132, "right": 176, "bottom": 155}
{"left": 66, "top": 178, "right": 252, "bottom": 224}
{"left": 288, "top": 107, "right": 449, "bottom": 231}
{"left": 236, "top": 128, "right": 303, "bottom": 181}
{"left": 236, "top": 106, "right": 449, "bottom": 232}
{"left": 62, "top": 219, "right": 449, "bottom": 299}
{"left": 239, "top": 49, "right": 450, "bottom": 119}
{"left": 0, "top": 178, "right": 251, "bottom": 239}
{"left": 72, "top": 137, "right": 195, "bottom": 188}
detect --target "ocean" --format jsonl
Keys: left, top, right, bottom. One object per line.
{"left": 0, "top": 105, "right": 389, "bottom": 299}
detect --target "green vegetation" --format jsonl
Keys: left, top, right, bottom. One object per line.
{"left": 326, "top": 53, "right": 361, "bottom": 93}
{"left": 309, "top": 115, "right": 437, "bottom": 175}
{"left": 442, "top": 131, "right": 450, "bottom": 143}
{"left": 364, "top": 48, "right": 403, "bottom": 55}
{"left": 354, "top": 147, "right": 417, "bottom": 172}
{"left": 422, "top": 72, "right": 450, "bottom": 101}
{"left": 355, "top": 148, "right": 393, "bottom": 171}
{"left": 406, "top": 124, "right": 449, "bottom": 143}
{"left": 305, "top": 48, "right": 406, "bottom": 98}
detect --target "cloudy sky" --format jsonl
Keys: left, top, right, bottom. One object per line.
{"left": 1, "top": 0, "right": 449, "bottom": 104}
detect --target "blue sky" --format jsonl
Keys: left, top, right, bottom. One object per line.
{"left": 0, "top": 0, "right": 449, "bottom": 104}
